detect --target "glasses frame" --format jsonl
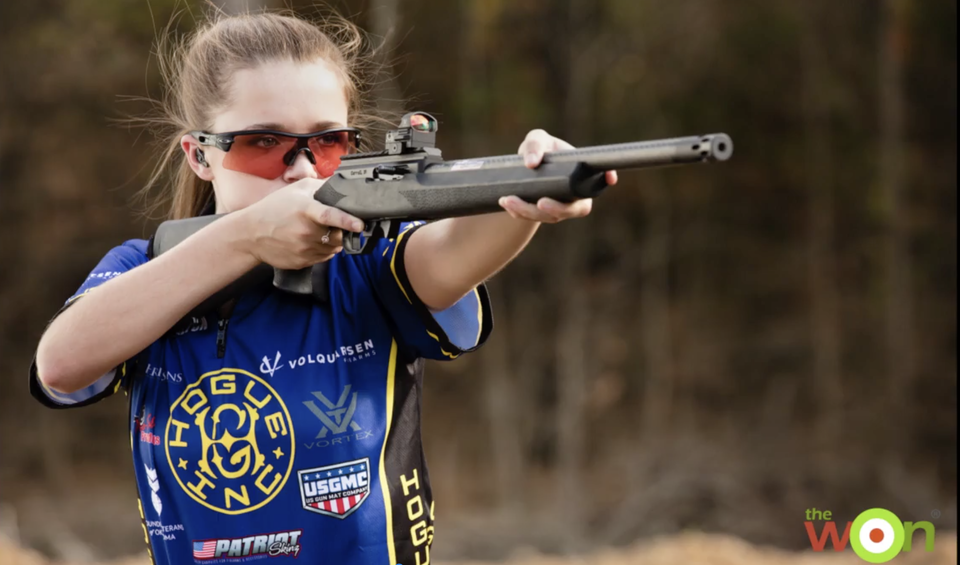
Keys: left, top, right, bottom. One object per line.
{"left": 190, "top": 126, "right": 362, "bottom": 164}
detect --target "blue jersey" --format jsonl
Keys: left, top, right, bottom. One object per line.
{"left": 30, "top": 222, "right": 492, "bottom": 565}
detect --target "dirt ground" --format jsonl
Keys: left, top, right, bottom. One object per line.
{"left": 1, "top": 532, "right": 956, "bottom": 565}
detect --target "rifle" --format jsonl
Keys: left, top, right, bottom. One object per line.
{"left": 150, "top": 112, "right": 733, "bottom": 314}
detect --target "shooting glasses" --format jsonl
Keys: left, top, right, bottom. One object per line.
{"left": 190, "top": 127, "right": 362, "bottom": 180}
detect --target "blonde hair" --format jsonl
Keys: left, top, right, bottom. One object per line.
{"left": 138, "top": 9, "right": 390, "bottom": 220}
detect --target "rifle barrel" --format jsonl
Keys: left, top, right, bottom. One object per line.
{"left": 427, "top": 133, "right": 733, "bottom": 174}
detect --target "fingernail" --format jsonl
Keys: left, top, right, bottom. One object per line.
{"left": 524, "top": 154, "right": 537, "bottom": 167}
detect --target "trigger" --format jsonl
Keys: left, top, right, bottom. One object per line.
{"left": 343, "top": 221, "right": 387, "bottom": 254}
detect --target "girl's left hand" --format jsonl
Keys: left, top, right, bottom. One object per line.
{"left": 498, "top": 128, "right": 619, "bottom": 223}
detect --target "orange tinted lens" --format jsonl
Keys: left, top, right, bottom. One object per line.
{"left": 223, "top": 133, "right": 297, "bottom": 179}
{"left": 309, "top": 131, "right": 356, "bottom": 177}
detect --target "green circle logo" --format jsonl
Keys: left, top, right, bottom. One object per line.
{"left": 849, "top": 508, "right": 905, "bottom": 563}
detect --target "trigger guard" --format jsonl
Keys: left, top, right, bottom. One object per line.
{"left": 344, "top": 230, "right": 365, "bottom": 254}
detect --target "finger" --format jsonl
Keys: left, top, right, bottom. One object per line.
{"left": 518, "top": 129, "right": 554, "bottom": 168}
{"left": 521, "top": 140, "right": 543, "bottom": 168}
{"left": 499, "top": 196, "right": 544, "bottom": 220}
{"left": 305, "top": 202, "right": 364, "bottom": 233}
{"left": 499, "top": 196, "right": 562, "bottom": 223}
{"left": 317, "top": 228, "right": 344, "bottom": 248}
{"left": 308, "top": 251, "right": 340, "bottom": 264}
{"left": 605, "top": 170, "right": 618, "bottom": 185}
{"left": 497, "top": 197, "right": 528, "bottom": 221}
{"left": 537, "top": 197, "right": 592, "bottom": 220}
{"left": 306, "top": 237, "right": 344, "bottom": 260}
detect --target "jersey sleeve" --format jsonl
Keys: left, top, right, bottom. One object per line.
{"left": 353, "top": 222, "right": 493, "bottom": 361}
{"left": 29, "top": 239, "right": 150, "bottom": 409}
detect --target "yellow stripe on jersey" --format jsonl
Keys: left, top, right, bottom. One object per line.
{"left": 424, "top": 331, "right": 460, "bottom": 359}
{"left": 113, "top": 362, "right": 126, "bottom": 394}
{"left": 388, "top": 221, "right": 483, "bottom": 356}
{"left": 389, "top": 230, "right": 414, "bottom": 305}
{"left": 378, "top": 340, "right": 399, "bottom": 565}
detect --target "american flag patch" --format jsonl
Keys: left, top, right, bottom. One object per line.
{"left": 193, "top": 540, "right": 216, "bottom": 559}
{"left": 309, "top": 490, "right": 368, "bottom": 515}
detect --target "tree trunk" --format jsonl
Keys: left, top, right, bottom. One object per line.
{"left": 879, "top": 0, "right": 914, "bottom": 428}
{"left": 458, "top": 0, "right": 526, "bottom": 515}
{"left": 481, "top": 279, "right": 527, "bottom": 515}
{"left": 552, "top": 0, "right": 599, "bottom": 549}
{"left": 801, "top": 1, "right": 844, "bottom": 447}
{"left": 639, "top": 177, "right": 674, "bottom": 436}
{"left": 368, "top": 0, "right": 404, "bottom": 117}
{"left": 553, "top": 228, "right": 589, "bottom": 549}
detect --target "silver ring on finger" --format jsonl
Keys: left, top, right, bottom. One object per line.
{"left": 321, "top": 228, "right": 333, "bottom": 245}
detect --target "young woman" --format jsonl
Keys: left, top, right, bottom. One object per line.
{"left": 30, "top": 11, "right": 616, "bottom": 564}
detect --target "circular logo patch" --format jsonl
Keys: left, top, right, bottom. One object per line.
{"left": 165, "top": 368, "right": 295, "bottom": 515}
{"left": 850, "top": 508, "right": 905, "bottom": 563}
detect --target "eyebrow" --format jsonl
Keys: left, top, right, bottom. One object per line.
{"left": 241, "top": 121, "right": 344, "bottom": 132}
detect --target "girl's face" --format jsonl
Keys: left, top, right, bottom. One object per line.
{"left": 186, "top": 58, "right": 350, "bottom": 213}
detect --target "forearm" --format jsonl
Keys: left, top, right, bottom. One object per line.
{"left": 402, "top": 128, "right": 612, "bottom": 311}
{"left": 36, "top": 213, "right": 260, "bottom": 393}
{"left": 405, "top": 212, "right": 540, "bottom": 310}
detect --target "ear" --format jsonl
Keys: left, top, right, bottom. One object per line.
{"left": 181, "top": 134, "right": 215, "bottom": 182}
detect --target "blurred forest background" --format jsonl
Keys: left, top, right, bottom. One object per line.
{"left": 0, "top": 0, "right": 956, "bottom": 562}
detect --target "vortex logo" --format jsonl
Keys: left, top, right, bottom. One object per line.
{"left": 165, "top": 368, "right": 295, "bottom": 515}
{"left": 849, "top": 508, "right": 906, "bottom": 563}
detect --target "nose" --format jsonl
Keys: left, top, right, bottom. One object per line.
{"left": 282, "top": 150, "right": 319, "bottom": 183}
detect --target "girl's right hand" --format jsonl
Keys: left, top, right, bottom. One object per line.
{"left": 236, "top": 179, "right": 365, "bottom": 270}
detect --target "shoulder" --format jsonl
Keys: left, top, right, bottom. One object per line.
{"left": 97, "top": 239, "right": 150, "bottom": 268}
{"left": 113, "top": 239, "right": 150, "bottom": 259}
{"left": 78, "top": 239, "right": 151, "bottom": 290}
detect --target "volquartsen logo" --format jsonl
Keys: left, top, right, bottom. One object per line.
{"left": 85, "top": 271, "right": 124, "bottom": 281}
{"left": 259, "top": 339, "right": 377, "bottom": 378}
